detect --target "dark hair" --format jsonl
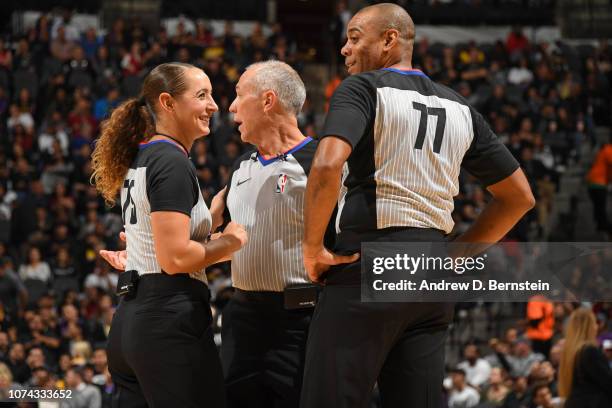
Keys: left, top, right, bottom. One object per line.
{"left": 532, "top": 384, "right": 550, "bottom": 397}
{"left": 91, "top": 62, "right": 196, "bottom": 205}
{"left": 451, "top": 368, "right": 466, "bottom": 377}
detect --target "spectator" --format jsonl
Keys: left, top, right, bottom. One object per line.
{"left": 508, "top": 57, "right": 534, "bottom": 87}
{"left": 586, "top": 136, "right": 612, "bottom": 237}
{"left": 51, "top": 247, "right": 78, "bottom": 280}
{"left": 248, "top": 22, "right": 267, "bottom": 54}
{"left": 90, "top": 348, "right": 107, "bottom": 385}
{"left": 38, "top": 118, "right": 70, "bottom": 156}
{"left": 0, "top": 38, "right": 12, "bottom": 70}
{"left": 7, "top": 104, "right": 34, "bottom": 135}
{"left": 501, "top": 376, "right": 530, "bottom": 408}
{"left": 51, "top": 10, "right": 80, "bottom": 42}
{"left": 18, "top": 246, "right": 51, "bottom": 284}
{"left": 62, "top": 364, "right": 102, "bottom": 408}
{"left": 29, "top": 365, "right": 55, "bottom": 388}
{"left": 5, "top": 343, "right": 30, "bottom": 384}
{"left": 506, "top": 26, "right": 529, "bottom": 57}
{"left": 67, "top": 97, "right": 97, "bottom": 140}
{"left": 485, "top": 338, "right": 513, "bottom": 372}
{"left": 526, "top": 295, "right": 555, "bottom": 358}
{"left": 93, "top": 88, "right": 120, "bottom": 122}
{"left": 457, "top": 343, "right": 492, "bottom": 389}
{"left": 482, "top": 367, "right": 510, "bottom": 405}
{"left": 91, "top": 45, "right": 119, "bottom": 95}
{"left": 99, "top": 367, "right": 114, "bottom": 407}
{"left": 120, "top": 42, "right": 143, "bottom": 77}
{"left": 508, "top": 340, "right": 544, "bottom": 377}
{"left": 324, "top": 67, "right": 345, "bottom": 112}
{"left": 13, "top": 38, "right": 34, "bottom": 72}
{"left": 0, "top": 258, "right": 23, "bottom": 315}
{"left": 0, "top": 331, "right": 9, "bottom": 360}
{"left": 83, "top": 262, "right": 117, "bottom": 293}
{"left": 194, "top": 20, "right": 213, "bottom": 48}
{"left": 24, "top": 346, "right": 46, "bottom": 377}
{"left": 80, "top": 27, "right": 101, "bottom": 59}
{"left": 459, "top": 42, "right": 488, "bottom": 89}
{"left": 0, "top": 362, "right": 21, "bottom": 400}
{"left": 528, "top": 361, "right": 557, "bottom": 395}
{"left": 50, "top": 26, "right": 76, "bottom": 62}
{"left": 448, "top": 368, "right": 480, "bottom": 408}
{"left": 20, "top": 315, "right": 60, "bottom": 365}
{"left": 66, "top": 46, "right": 94, "bottom": 90}
{"left": 531, "top": 384, "right": 554, "bottom": 408}
{"left": 560, "top": 307, "right": 612, "bottom": 408}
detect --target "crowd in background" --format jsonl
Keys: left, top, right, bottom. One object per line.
{"left": 0, "top": 5, "right": 610, "bottom": 408}
{"left": 443, "top": 302, "right": 612, "bottom": 408}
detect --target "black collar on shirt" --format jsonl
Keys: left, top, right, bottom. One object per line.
{"left": 154, "top": 132, "right": 190, "bottom": 157}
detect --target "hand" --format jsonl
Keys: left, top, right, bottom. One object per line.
{"left": 99, "top": 231, "right": 127, "bottom": 271}
{"left": 222, "top": 222, "right": 248, "bottom": 251}
{"left": 302, "top": 245, "right": 360, "bottom": 283}
{"left": 209, "top": 232, "right": 223, "bottom": 241}
{"left": 210, "top": 187, "right": 227, "bottom": 232}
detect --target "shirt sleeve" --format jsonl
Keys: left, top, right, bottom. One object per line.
{"left": 321, "top": 75, "right": 376, "bottom": 150}
{"left": 461, "top": 107, "right": 520, "bottom": 187}
{"left": 146, "top": 153, "right": 198, "bottom": 216}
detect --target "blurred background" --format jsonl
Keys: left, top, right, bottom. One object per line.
{"left": 0, "top": 0, "right": 610, "bottom": 407}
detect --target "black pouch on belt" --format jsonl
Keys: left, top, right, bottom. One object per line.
{"left": 116, "top": 270, "right": 139, "bottom": 298}
{"left": 283, "top": 283, "right": 319, "bottom": 310}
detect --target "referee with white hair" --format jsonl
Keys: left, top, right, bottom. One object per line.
{"left": 301, "top": 3, "right": 535, "bottom": 408}
{"left": 214, "top": 60, "right": 351, "bottom": 408}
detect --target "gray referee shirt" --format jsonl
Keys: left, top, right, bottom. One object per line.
{"left": 322, "top": 68, "right": 519, "bottom": 252}
{"left": 121, "top": 140, "right": 212, "bottom": 283}
{"left": 225, "top": 137, "right": 324, "bottom": 292}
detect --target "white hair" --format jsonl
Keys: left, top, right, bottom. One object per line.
{"left": 246, "top": 60, "right": 306, "bottom": 116}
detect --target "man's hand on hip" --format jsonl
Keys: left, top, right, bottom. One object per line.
{"left": 303, "top": 245, "right": 359, "bottom": 283}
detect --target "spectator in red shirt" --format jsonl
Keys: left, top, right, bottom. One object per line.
{"left": 68, "top": 97, "right": 97, "bottom": 140}
{"left": 506, "top": 26, "right": 529, "bottom": 57}
{"left": 120, "top": 42, "right": 143, "bottom": 76}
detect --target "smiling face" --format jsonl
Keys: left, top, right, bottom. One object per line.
{"left": 170, "top": 68, "right": 218, "bottom": 140}
{"left": 341, "top": 11, "right": 385, "bottom": 75}
{"left": 229, "top": 68, "right": 265, "bottom": 144}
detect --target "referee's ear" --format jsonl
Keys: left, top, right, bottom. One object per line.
{"left": 382, "top": 29, "right": 399, "bottom": 51}
{"left": 262, "top": 90, "right": 277, "bottom": 113}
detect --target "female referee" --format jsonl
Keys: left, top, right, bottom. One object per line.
{"left": 91, "top": 62, "right": 247, "bottom": 407}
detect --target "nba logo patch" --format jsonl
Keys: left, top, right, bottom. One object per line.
{"left": 276, "top": 174, "right": 288, "bottom": 193}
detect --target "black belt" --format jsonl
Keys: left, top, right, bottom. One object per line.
{"left": 234, "top": 284, "right": 320, "bottom": 310}
{"left": 118, "top": 271, "right": 209, "bottom": 303}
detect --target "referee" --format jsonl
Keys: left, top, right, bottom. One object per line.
{"left": 93, "top": 63, "right": 247, "bottom": 407}
{"left": 217, "top": 60, "right": 348, "bottom": 407}
{"left": 301, "top": 4, "right": 535, "bottom": 408}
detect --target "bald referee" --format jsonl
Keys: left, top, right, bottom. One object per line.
{"left": 301, "top": 4, "right": 535, "bottom": 408}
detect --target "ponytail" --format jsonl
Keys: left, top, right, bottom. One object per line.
{"left": 91, "top": 97, "right": 154, "bottom": 205}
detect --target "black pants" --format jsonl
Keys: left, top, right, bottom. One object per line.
{"left": 221, "top": 289, "right": 312, "bottom": 408}
{"left": 531, "top": 338, "right": 552, "bottom": 360}
{"left": 108, "top": 274, "right": 226, "bottom": 408}
{"left": 300, "top": 228, "right": 454, "bottom": 408}
{"left": 588, "top": 186, "right": 609, "bottom": 232}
